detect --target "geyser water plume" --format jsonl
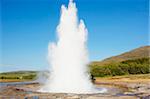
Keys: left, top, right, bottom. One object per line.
{"left": 40, "top": 0, "right": 106, "bottom": 93}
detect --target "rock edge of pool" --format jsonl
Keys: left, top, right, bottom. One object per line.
{"left": 0, "top": 81, "right": 150, "bottom": 99}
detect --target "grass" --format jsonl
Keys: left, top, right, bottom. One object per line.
{"left": 96, "top": 74, "right": 150, "bottom": 79}
{"left": 95, "top": 74, "right": 150, "bottom": 83}
{"left": 0, "top": 71, "right": 37, "bottom": 82}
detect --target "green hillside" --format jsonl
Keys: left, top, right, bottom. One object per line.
{"left": 91, "top": 46, "right": 150, "bottom": 66}
{"left": 90, "top": 46, "right": 150, "bottom": 77}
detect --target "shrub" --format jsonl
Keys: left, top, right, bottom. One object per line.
{"left": 90, "top": 58, "right": 150, "bottom": 77}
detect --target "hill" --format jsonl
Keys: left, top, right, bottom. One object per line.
{"left": 90, "top": 46, "right": 150, "bottom": 77}
{"left": 91, "top": 46, "right": 150, "bottom": 66}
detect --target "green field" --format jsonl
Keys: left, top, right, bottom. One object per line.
{"left": 0, "top": 71, "right": 37, "bottom": 82}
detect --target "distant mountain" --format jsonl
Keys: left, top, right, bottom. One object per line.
{"left": 91, "top": 46, "right": 150, "bottom": 66}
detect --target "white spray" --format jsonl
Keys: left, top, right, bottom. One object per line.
{"left": 40, "top": 0, "right": 106, "bottom": 93}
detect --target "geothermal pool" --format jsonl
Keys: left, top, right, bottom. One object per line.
{"left": 0, "top": 81, "right": 132, "bottom": 99}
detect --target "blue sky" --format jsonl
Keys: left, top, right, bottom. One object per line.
{"left": 0, "top": 0, "right": 149, "bottom": 72}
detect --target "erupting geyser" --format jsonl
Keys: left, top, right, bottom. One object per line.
{"left": 40, "top": 0, "right": 106, "bottom": 93}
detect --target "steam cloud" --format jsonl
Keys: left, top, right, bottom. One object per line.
{"left": 40, "top": 0, "right": 106, "bottom": 93}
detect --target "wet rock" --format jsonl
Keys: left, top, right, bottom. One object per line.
{"left": 1, "top": 82, "right": 149, "bottom": 99}
{"left": 67, "top": 95, "right": 80, "bottom": 99}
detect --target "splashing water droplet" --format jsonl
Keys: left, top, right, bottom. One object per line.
{"left": 40, "top": 0, "right": 107, "bottom": 94}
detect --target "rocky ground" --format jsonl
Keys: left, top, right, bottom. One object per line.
{"left": 0, "top": 82, "right": 149, "bottom": 99}
{"left": 0, "top": 75, "right": 150, "bottom": 99}
{"left": 95, "top": 75, "right": 150, "bottom": 99}
{"left": 0, "top": 85, "right": 136, "bottom": 99}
